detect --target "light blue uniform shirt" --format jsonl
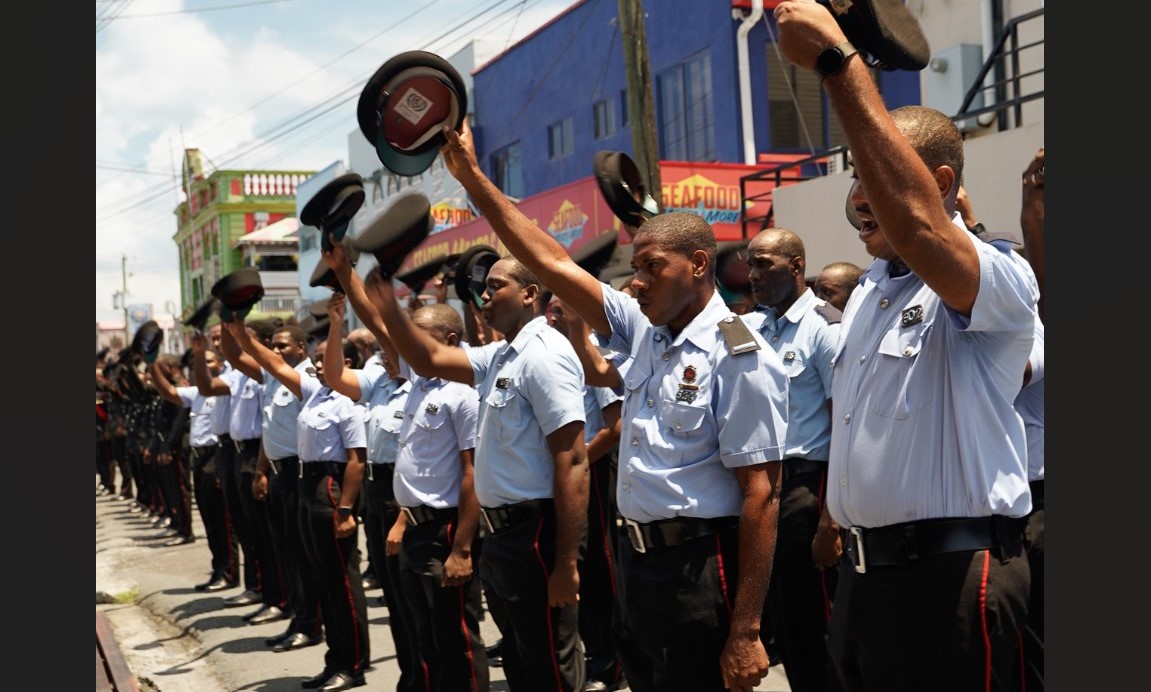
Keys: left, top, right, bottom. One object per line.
{"left": 225, "top": 369, "right": 263, "bottom": 441}
{"left": 176, "top": 386, "right": 218, "bottom": 448}
{"left": 467, "top": 315, "right": 586, "bottom": 507}
{"left": 1016, "top": 317, "right": 1044, "bottom": 482}
{"left": 261, "top": 359, "right": 312, "bottom": 460}
{"left": 353, "top": 367, "right": 409, "bottom": 464}
{"left": 208, "top": 362, "right": 233, "bottom": 436}
{"left": 393, "top": 360, "right": 480, "bottom": 508}
{"left": 297, "top": 377, "right": 367, "bottom": 462}
{"left": 828, "top": 220, "right": 1038, "bottom": 528}
{"left": 599, "top": 285, "right": 789, "bottom": 524}
{"left": 742, "top": 288, "right": 838, "bottom": 461}
{"left": 583, "top": 384, "right": 623, "bottom": 447}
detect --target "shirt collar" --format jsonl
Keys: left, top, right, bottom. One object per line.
{"left": 655, "top": 291, "right": 728, "bottom": 352}
{"left": 505, "top": 315, "right": 550, "bottom": 354}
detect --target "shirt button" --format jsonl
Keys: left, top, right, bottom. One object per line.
{"left": 858, "top": 356, "right": 866, "bottom": 364}
{"left": 843, "top": 414, "right": 851, "bottom": 424}
{"left": 674, "top": 421, "right": 683, "bottom": 430}
{"left": 903, "top": 347, "right": 913, "bottom": 356}
{"left": 662, "top": 353, "right": 670, "bottom": 361}
{"left": 770, "top": 335, "right": 779, "bottom": 342}
{"left": 630, "top": 436, "right": 639, "bottom": 446}
{"left": 646, "top": 398, "right": 654, "bottom": 408}
{"left": 880, "top": 298, "right": 890, "bottom": 309}
{"left": 840, "top": 477, "right": 847, "bottom": 487}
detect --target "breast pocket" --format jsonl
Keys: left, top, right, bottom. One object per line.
{"left": 306, "top": 415, "right": 340, "bottom": 457}
{"left": 484, "top": 387, "right": 523, "bottom": 442}
{"left": 874, "top": 322, "right": 931, "bottom": 420}
{"left": 781, "top": 350, "right": 808, "bottom": 381}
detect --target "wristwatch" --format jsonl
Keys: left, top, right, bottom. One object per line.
{"left": 337, "top": 506, "right": 354, "bottom": 519}
{"left": 816, "top": 41, "right": 859, "bottom": 79}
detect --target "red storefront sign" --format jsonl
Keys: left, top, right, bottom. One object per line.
{"left": 393, "top": 158, "right": 803, "bottom": 278}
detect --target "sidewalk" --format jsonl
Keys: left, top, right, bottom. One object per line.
{"left": 96, "top": 489, "right": 792, "bottom": 691}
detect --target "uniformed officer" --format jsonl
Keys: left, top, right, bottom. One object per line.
{"left": 147, "top": 355, "right": 195, "bottom": 546}
{"left": 192, "top": 326, "right": 244, "bottom": 594}
{"left": 439, "top": 120, "right": 789, "bottom": 692}
{"left": 317, "top": 295, "right": 426, "bottom": 692}
{"left": 775, "top": 5, "right": 1036, "bottom": 690}
{"left": 812, "top": 262, "right": 862, "bottom": 312}
{"left": 338, "top": 240, "right": 590, "bottom": 692}
{"left": 224, "top": 321, "right": 325, "bottom": 645}
{"left": 740, "top": 227, "right": 840, "bottom": 692}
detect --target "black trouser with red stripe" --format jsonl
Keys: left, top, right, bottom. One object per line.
{"left": 479, "top": 499, "right": 584, "bottom": 692}
{"left": 364, "top": 464, "right": 426, "bottom": 691}
{"left": 236, "top": 439, "right": 286, "bottom": 610}
{"left": 192, "top": 445, "right": 237, "bottom": 582}
{"left": 219, "top": 437, "right": 260, "bottom": 593}
{"left": 615, "top": 522, "right": 741, "bottom": 692}
{"left": 268, "top": 457, "right": 321, "bottom": 638}
{"left": 158, "top": 451, "right": 193, "bottom": 537}
{"left": 828, "top": 524, "right": 1029, "bottom": 692}
{"left": 762, "top": 462, "right": 837, "bottom": 692}
{"left": 579, "top": 452, "right": 624, "bottom": 688}
{"left": 298, "top": 467, "right": 370, "bottom": 677}
{"left": 400, "top": 506, "right": 488, "bottom": 692}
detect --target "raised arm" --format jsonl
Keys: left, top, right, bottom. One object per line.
{"left": 149, "top": 360, "right": 184, "bottom": 406}
{"left": 552, "top": 299, "right": 622, "bottom": 389}
{"left": 321, "top": 243, "right": 402, "bottom": 381}
{"left": 323, "top": 301, "right": 362, "bottom": 401}
{"left": 1019, "top": 147, "right": 1044, "bottom": 320}
{"left": 775, "top": 0, "right": 979, "bottom": 315}
{"left": 218, "top": 317, "right": 264, "bottom": 382}
{"left": 191, "top": 331, "right": 230, "bottom": 397}
{"left": 362, "top": 267, "right": 475, "bottom": 385}
{"left": 440, "top": 121, "right": 611, "bottom": 335}
{"left": 223, "top": 315, "right": 303, "bottom": 400}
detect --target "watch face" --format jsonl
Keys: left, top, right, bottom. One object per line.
{"left": 817, "top": 47, "right": 844, "bottom": 76}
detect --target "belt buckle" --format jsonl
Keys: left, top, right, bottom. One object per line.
{"left": 847, "top": 526, "right": 867, "bottom": 573}
{"left": 480, "top": 508, "right": 496, "bottom": 533}
{"left": 400, "top": 506, "right": 417, "bottom": 526}
{"left": 298, "top": 462, "right": 304, "bottom": 479}
{"left": 267, "top": 459, "right": 279, "bottom": 476}
{"left": 625, "top": 519, "right": 646, "bottom": 554}
{"left": 234, "top": 439, "right": 242, "bottom": 453}
{"left": 366, "top": 463, "right": 374, "bottom": 482}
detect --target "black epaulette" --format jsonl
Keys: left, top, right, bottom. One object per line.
{"left": 969, "top": 223, "right": 1023, "bottom": 248}
{"left": 814, "top": 302, "right": 842, "bottom": 324}
{"left": 716, "top": 315, "right": 761, "bottom": 356}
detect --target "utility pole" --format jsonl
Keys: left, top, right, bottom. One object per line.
{"left": 618, "top": 0, "right": 662, "bottom": 211}
{"left": 121, "top": 254, "right": 129, "bottom": 347}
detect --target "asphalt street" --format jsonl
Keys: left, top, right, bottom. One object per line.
{"left": 96, "top": 488, "right": 793, "bottom": 692}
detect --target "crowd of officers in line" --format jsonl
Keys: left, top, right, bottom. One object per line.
{"left": 95, "top": 5, "right": 1045, "bottom": 692}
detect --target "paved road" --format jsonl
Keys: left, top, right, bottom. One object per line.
{"left": 96, "top": 489, "right": 793, "bottom": 691}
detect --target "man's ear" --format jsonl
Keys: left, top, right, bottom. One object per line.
{"left": 935, "top": 165, "right": 958, "bottom": 200}
{"left": 692, "top": 248, "right": 710, "bottom": 279}
{"left": 446, "top": 331, "right": 460, "bottom": 348}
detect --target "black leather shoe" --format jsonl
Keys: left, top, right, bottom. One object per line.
{"left": 204, "top": 577, "right": 239, "bottom": 593}
{"left": 301, "top": 669, "right": 334, "bottom": 688}
{"left": 265, "top": 627, "right": 295, "bottom": 646}
{"left": 361, "top": 574, "right": 379, "bottom": 591}
{"left": 243, "top": 605, "right": 271, "bottom": 621}
{"left": 194, "top": 575, "right": 220, "bottom": 592}
{"left": 319, "top": 672, "right": 365, "bottom": 691}
{"left": 275, "top": 631, "right": 323, "bottom": 653}
{"left": 223, "top": 589, "right": 262, "bottom": 607}
{"left": 164, "top": 534, "right": 195, "bottom": 547}
{"left": 248, "top": 605, "right": 288, "bottom": 625}
{"left": 485, "top": 639, "right": 503, "bottom": 667}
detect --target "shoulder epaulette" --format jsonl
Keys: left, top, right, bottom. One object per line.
{"left": 814, "top": 302, "right": 842, "bottom": 324}
{"left": 716, "top": 315, "right": 761, "bottom": 356}
{"left": 969, "top": 223, "right": 1023, "bottom": 248}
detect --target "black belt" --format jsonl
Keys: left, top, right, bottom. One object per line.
{"left": 781, "top": 458, "right": 825, "bottom": 481}
{"left": 268, "top": 455, "right": 298, "bottom": 475}
{"left": 480, "top": 499, "right": 546, "bottom": 534}
{"left": 400, "top": 504, "right": 457, "bottom": 526}
{"left": 299, "top": 461, "right": 347, "bottom": 478}
{"left": 190, "top": 444, "right": 217, "bottom": 461}
{"left": 842, "top": 515, "right": 1024, "bottom": 573}
{"left": 624, "top": 515, "right": 738, "bottom": 554}
{"left": 365, "top": 461, "right": 394, "bottom": 482}
{"left": 234, "top": 437, "right": 260, "bottom": 454}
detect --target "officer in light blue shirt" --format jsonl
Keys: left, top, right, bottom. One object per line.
{"left": 740, "top": 226, "right": 840, "bottom": 692}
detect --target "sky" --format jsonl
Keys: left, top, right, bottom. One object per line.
{"left": 95, "top": 0, "right": 576, "bottom": 325}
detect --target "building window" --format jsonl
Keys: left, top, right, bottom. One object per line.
{"left": 657, "top": 51, "right": 715, "bottom": 162}
{"left": 491, "top": 143, "right": 524, "bottom": 199}
{"left": 548, "top": 118, "right": 574, "bottom": 159}
{"left": 767, "top": 46, "right": 867, "bottom": 151}
{"left": 620, "top": 89, "right": 630, "bottom": 128}
{"left": 594, "top": 99, "right": 617, "bottom": 139}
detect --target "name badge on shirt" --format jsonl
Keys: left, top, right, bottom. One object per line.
{"left": 901, "top": 305, "right": 924, "bottom": 327}
{"left": 784, "top": 351, "right": 796, "bottom": 361}
{"left": 393, "top": 410, "right": 405, "bottom": 419}
{"left": 675, "top": 389, "right": 698, "bottom": 403}
{"left": 425, "top": 403, "right": 439, "bottom": 415}
{"left": 495, "top": 378, "right": 510, "bottom": 390}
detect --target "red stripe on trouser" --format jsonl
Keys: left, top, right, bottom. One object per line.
{"left": 530, "top": 518, "right": 564, "bottom": 691}
{"left": 714, "top": 533, "right": 733, "bottom": 614}
{"left": 327, "top": 477, "right": 364, "bottom": 673}
{"left": 978, "top": 550, "right": 992, "bottom": 691}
